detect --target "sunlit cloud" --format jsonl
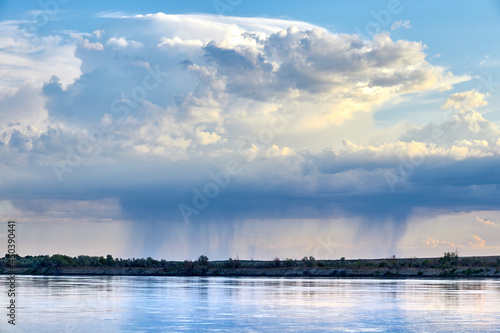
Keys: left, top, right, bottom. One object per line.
{"left": 475, "top": 216, "right": 496, "bottom": 227}
{"left": 469, "top": 234, "right": 486, "bottom": 248}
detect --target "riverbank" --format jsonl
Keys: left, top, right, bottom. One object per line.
{"left": 2, "top": 266, "right": 500, "bottom": 277}
{"left": 2, "top": 255, "right": 499, "bottom": 277}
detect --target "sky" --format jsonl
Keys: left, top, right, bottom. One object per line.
{"left": 1, "top": 0, "right": 500, "bottom": 260}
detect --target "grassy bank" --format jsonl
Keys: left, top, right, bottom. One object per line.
{"left": 2, "top": 253, "right": 500, "bottom": 278}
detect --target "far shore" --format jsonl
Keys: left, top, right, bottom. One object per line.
{"left": 2, "top": 254, "right": 500, "bottom": 278}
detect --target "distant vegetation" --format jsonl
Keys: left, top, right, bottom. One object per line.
{"left": 1, "top": 254, "right": 170, "bottom": 269}
{"left": 2, "top": 252, "right": 499, "bottom": 277}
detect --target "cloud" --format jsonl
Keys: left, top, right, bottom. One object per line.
{"left": 391, "top": 20, "right": 411, "bottom": 31}
{"left": 475, "top": 216, "right": 496, "bottom": 227}
{"left": 200, "top": 28, "right": 467, "bottom": 127}
{"left": 342, "top": 138, "right": 497, "bottom": 161}
{"left": 95, "top": 11, "right": 129, "bottom": 19}
{"left": 0, "top": 84, "right": 48, "bottom": 130}
{"left": 479, "top": 54, "right": 490, "bottom": 66}
{"left": 421, "top": 235, "right": 489, "bottom": 249}
{"left": 0, "top": 13, "right": 497, "bottom": 258}
{"left": 401, "top": 108, "right": 500, "bottom": 147}
{"left": 195, "top": 127, "right": 226, "bottom": 145}
{"left": 80, "top": 39, "right": 104, "bottom": 51}
{"left": 339, "top": 91, "right": 500, "bottom": 161}
{"left": 106, "top": 37, "right": 142, "bottom": 48}
{"left": 469, "top": 234, "right": 486, "bottom": 248}
{"left": 421, "top": 236, "right": 456, "bottom": 248}
{"left": 158, "top": 37, "right": 204, "bottom": 48}
{"left": 266, "top": 145, "right": 294, "bottom": 157}
{"left": 16, "top": 13, "right": 469, "bottom": 165}
{"left": 441, "top": 89, "right": 488, "bottom": 110}
{"left": 45, "top": 16, "right": 471, "bottom": 149}
{"left": 0, "top": 21, "right": 81, "bottom": 93}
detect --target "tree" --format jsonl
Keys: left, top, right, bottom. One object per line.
{"left": 302, "top": 256, "right": 316, "bottom": 267}
{"left": 197, "top": 255, "right": 209, "bottom": 267}
{"left": 284, "top": 258, "right": 295, "bottom": 267}
{"left": 440, "top": 250, "right": 459, "bottom": 266}
{"left": 273, "top": 257, "right": 281, "bottom": 268}
{"left": 51, "top": 254, "right": 74, "bottom": 267}
{"left": 106, "top": 254, "right": 115, "bottom": 267}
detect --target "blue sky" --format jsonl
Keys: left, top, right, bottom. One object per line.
{"left": 1, "top": 0, "right": 500, "bottom": 260}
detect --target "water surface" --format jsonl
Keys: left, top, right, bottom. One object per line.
{"left": 1, "top": 276, "right": 499, "bottom": 332}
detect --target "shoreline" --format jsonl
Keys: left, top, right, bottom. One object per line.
{"left": 2, "top": 254, "right": 499, "bottom": 278}
{"left": 2, "top": 266, "right": 500, "bottom": 278}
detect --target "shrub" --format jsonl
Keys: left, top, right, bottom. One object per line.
{"left": 183, "top": 260, "right": 194, "bottom": 273}
{"left": 225, "top": 257, "right": 241, "bottom": 269}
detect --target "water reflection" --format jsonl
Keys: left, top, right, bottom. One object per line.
{"left": 0, "top": 276, "right": 499, "bottom": 332}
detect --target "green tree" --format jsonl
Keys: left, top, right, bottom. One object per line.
{"left": 440, "top": 250, "right": 459, "bottom": 266}
{"left": 197, "top": 255, "right": 209, "bottom": 267}
{"left": 273, "top": 257, "right": 281, "bottom": 268}
{"left": 106, "top": 254, "right": 115, "bottom": 267}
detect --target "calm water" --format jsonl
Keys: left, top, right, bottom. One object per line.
{"left": 1, "top": 276, "right": 499, "bottom": 332}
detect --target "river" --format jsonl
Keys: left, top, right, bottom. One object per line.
{"left": 1, "top": 276, "right": 499, "bottom": 332}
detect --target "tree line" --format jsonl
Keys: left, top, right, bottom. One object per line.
{"left": 2, "top": 252, "right": 498, "bottom": 271}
